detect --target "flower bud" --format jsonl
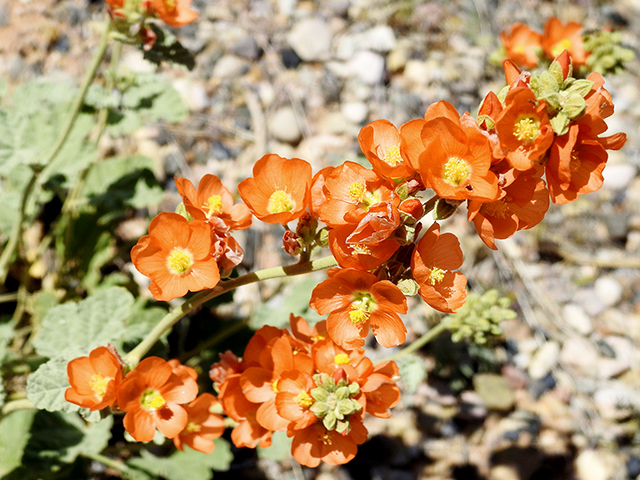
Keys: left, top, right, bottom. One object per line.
{"left": 433, "top": 198, "right": 463, "bottom": 220}
{"left": 282, "top": 230, "right": 303, "bottom": 256}
{"left": 399, "top": 198, "right": 424, "bottom": 220}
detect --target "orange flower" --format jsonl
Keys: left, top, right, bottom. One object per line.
{"left": 312, "top": 337, "right": 366, "bottom": 382}
{"left": 173, "top": 393, "right": 225, "bottom": 454}
{"left": 239, "top": 336, "right": 312, "bottom": 432}
{"left": 546, "top": 125, "right": 626, "bottom": 204}
{"left": 500, "top": 22, "right": 543, "bottom": 68}
{"left": 65, "top": 346, "right": 122, "bottom": 411}
{"left": 174, "top": 175, "right": 251, "bottom": 232}
{"left": 494, "top": 87, "right": 554, "bottom": 171}
{"left": 104, "top": 0, "right": 124, "bottom": 9}
{"left": 411, "top": 222, "right": 467, "bottom": 313}
{"left": 275, "top": 371, "right": 318, "bottom": 430}
{"left": 316, "top": 161, "right": 397, "bottom": 229}
{"left": 328, "top": 224, "right": 399, "bottom": 271}
{"left": 417, "top": 102, "right": 500, "bottom": 202}
{"left": 358, "top": 119, "right": 415, "bottom": 180}
{"left": 359, "top": 360, "right": 401, "bottom": 418}
{"left": 290, "top": 416, "right": 368, "bottom": 468}
{"left": 117, "top": 357, "right": 198, "bottom": 442}
{"left": 238, "top": 154, "right": 312, "bottom": 224}
{"left": 468, "top": 165, "right": 549, "bottom": 249}
{"left": 218, "top": 374, "right": 272, "bottom": 449}
{"left": 131, "top": 212, "right": 220, "bottom": 302}
{"left": 542, "top": 18, "right": 587, "bottom": 65}
{"left": 309, "top": 268, "right": 408, "bottom": 349}
{"left": 150, "top": 0, "right": 198, "bottom": 27}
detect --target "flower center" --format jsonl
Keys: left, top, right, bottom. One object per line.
{"left": 267, "top": 190, "right": 294, "bottom": 214}
{"left": 443, "top": 157, "right": 470, "bottom": 186}
{"left": 570, "top": 151, "right": 581, "bottom": 172}
{"left": 272, "top": 380, "right": 279, "bottom": 393}
{"left": 513, "top": 116, "right": 539, "bottom": 142}
{"left": 167, "top": 248, "right": 193, "bottom": 276}
{"left": 351, "top": 244, "right": 371, "bottom": 255}
{"left": 203, "top": 195, "right": 223, "bottom": 217}
{"left": 185, "top": 421, "right": 201, "bottom": 433}
{"left": 164, "top": 0, "right": 176, "bottom": 11}
{"left": 349, "top": 292, "right": 375, "bottom": 324}
{"left": 552, "top": 38, "right": 573, "bottom": 58}
{"left": 296, "top": 390, "right": 314, "bottom": 408}
{"left": 334, "top": 353, "right": 350, "bottom": 365}
{"left": 349, "top": 181, "right": 366, "bottom": 201}
{"left": 480, "top": 199, "right": 510, "bottom": 219}
{"left": 382, "top": 145, "right": 402, "bottom": 166}
{"left": 89, "top": 374, "right": 108, "bottom": 398}
{"left": 428, "top": 267, "right": 447, "bottom": 285}
{"left": 140, "top": 389, "right": 166, "bottom": 410}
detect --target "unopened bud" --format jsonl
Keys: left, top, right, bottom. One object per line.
{"left": 175, "top": 203, "right": 193, "bottom": 222}
{"left": 399, "top": 198, "right": 424, "bottom": 220}
{"left": 433, "top": 199, "right": 463, "bottom": 220}
{"left": 282, "top": 230, "right": 303, "bottom": 256}
{"left": 332, "top": 368, "right": 347, "bottom": 384}
{"left": 397, "top": 278, "right": 419, "bottom": 297}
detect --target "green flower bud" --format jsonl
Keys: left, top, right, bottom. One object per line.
{"left": 323, "top": 412, "right": 337, "bottom": 431}
{"left": 549, "top": 112, "right": 570, "bottom": 136}
{"left": 311, "top": 387, "right": 329, "bottom": 403}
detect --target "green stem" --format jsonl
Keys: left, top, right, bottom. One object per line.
{"left": 0, "top": 172, "right": 38, "bottom": 284}
{"left": 83, "top": 452, "right": 130, "bottom": 474}
{"left": 38, "top": 18, "right": 113, "bottom": 181}
{"left": 382, "top": 321, "right": 450, "bottom": 363}
{"left": 123, "top": 255, "right": 337, "bottom": 367}
{"left": 0, "top": 292, "right": 18, "bottom": 303}
{"left": 0, "top": 18, "right": 113, "bottom": 285}
{"left": 0, "top": 398, "right": 36, "bottom": 416}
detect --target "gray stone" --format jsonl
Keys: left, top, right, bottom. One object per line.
{"left": 593, "top": 385, "right": 638, "bottom": 420}
{"left": 341, "top": 101, "right": 369, "bottom": 124}
{"left": 560, "top": 338, "right": 600, "bottom": 375}
{"left": 562, "top": 303, "right": 593, "bottom": 336}
{"left": 473, "top": 373, "right": 515, "bottom": 411}
{"left": 347, "top": 50, "right": 386, "bottom": 85}
{"left": 172, "top": 79, "right": 210, "bottom": 111}
{"left": 212, "top": 55, "right": 249, "bottom": 79}
{"left": 598, "top": 336, "right": 635, "bottom": 378}
{"left": 603, "top": 163, "right": 637, "bottom": 190}
{"left": 594, "top": 275, "right": 624, "bottom": 307}
{"left": 528, "top": 341, "right": 560, "bottom": 380}
{"left": 268, "top": 107, "right": 302, "bottom": 144}
{"left": 287, "top": 17, "right": 333, "bottom": 62}
{"left": 232, "top": 36, "right": 261, "bottom": 60}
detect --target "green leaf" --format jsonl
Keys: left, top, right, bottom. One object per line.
{"left": 11, "top": 79, "right": 77, "bottom": 115}
{"left": 128, "top": 439, "right": 233, "bottom": 480}
{"left": 106, "top": 108, "right": 143, "bottom": 136}
{"left": 85, "top": 85, "right": 120, "bottom": 109}
{"left": 142, "top": 24, "right": 196, "bottom": 71}
{"left": 257, "top": 431, "right": 292, "bottom": 461}
{"left": 0, "top": 409, "right": 36, "bottom": 478}
{"left": 250, "top": 276, "right": 325, "bottom": 330}
{"left": 32, "top": 287, "right": 134, "bottom": 358}
{"left": 122, "top": 306, "right": 169, "bottom": 346}
{"left": 396, "top": 354, "right": 427, "bottom": 394}
{"left": 26, "top": 354, "right": 94, "bottom": 419}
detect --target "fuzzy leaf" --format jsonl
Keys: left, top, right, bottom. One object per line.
{"left": 257, "top": 431, "right": 292, "bottom": 461}
{"left": 32, "top": 287, "right": 134, "bottom": 358}
{"left": 396, "top": 354, "right": 427, "bottom": 394}
{"left": 0, "top": 409, "right": 35, "bottom": 478}
{"left": 127, "top": 439, "right": 232, "bottom": 480}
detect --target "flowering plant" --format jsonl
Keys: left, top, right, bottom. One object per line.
{"left": 0, "top": 5, "right": 633, "bottom": 479}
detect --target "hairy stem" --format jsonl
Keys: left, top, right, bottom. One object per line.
{"left": 123, "top": 255, "right": 337, "bottom": 367}
{"left": 382, "top": 321, "right": 450, "bottom": 363}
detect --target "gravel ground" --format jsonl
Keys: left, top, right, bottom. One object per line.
{"left": 3, "top": 0, "right": 640, "bottom": 479}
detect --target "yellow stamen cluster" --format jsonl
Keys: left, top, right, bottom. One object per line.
{"left": 204, "top": 195, "right": 223, "bottom": 217}
{"left": 164, "top": 0, "right": 176, "bottom": 11}
{"left": 167, "top": 248, "right": 193, "bottom": 276}
{"left": 570, "top": 151, "right": 581, "bottom": 172}
{"left": 272, "top": 380, "right": 279, "bottom": 393}
{"left": 89, "top": 374, "right": 108, "bottom": 398}
{"left": 348, "top": 182, "right": 366, "bottom": 201}
{"left": 140, "top": 389, "right": 166, "bottom": 411}
{"left": 481, "top": 199, "right": 510, "bottom": 219}
{"left": 428, "top": 267, "right": 447, "bottom": 285}
{"left": 349, "top": 293, "right": 375, "bottom": 324}
{"left": 322, "top": 433, "right": 333, "bottom": 445}
{"left": 295, "top": 390, "right": 314, "bottom": 408}
{"left": 514, "top": 116, "right": 539, "bottom": 142}
{"left": 551, "top": 38, "right": 573, "bottom": 58}
{"left": 185, "top": 422, "right": 202, "bottom": 433}
{"left": 334, "top": 353, "right": 350, "bottom": 365}
{"left": 443, "top": 157, "right": 470, "bottom": 186}
{"left": 267, "top": 190, "right": 294, "bottom": 214}
{"left": 351, "top": 244, "right": 371, "bottom": 255}
{"left": 383, "top": 145, "right": 402, "bottom": 166}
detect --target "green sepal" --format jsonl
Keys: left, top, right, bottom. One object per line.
{"left": 549, "top": 112, "right": 570, "bottom": 136}
{"left": 537, "top": 71, "right": 560, "bottom": 98}
{"left": 548, "top": 59, "right": 564, "bottom": 85}
{"left": 566, "top": 79, "right": 594, "bottom": 98}
{"left": 561, "top": 94, "right": 586, "bottom": 120}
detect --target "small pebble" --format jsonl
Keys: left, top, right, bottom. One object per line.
{"left": 268, "top": 106, "right": 301, "bottom": 144}
{"left": 595, "top": 275, "right": 624, "bottom": 307}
